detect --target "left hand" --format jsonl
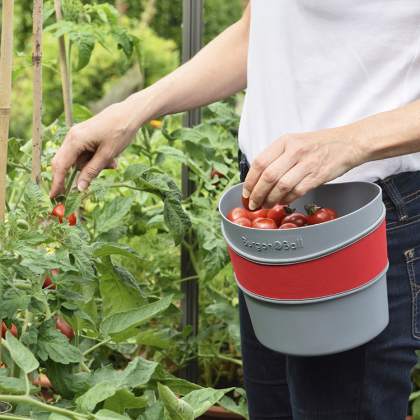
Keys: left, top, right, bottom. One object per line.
{"left": 242, "top": 126, "right": 365, "bottom": 210}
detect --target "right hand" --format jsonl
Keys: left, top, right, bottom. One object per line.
{"left": 50, "top": 101, "right": 142, "bottom": 198}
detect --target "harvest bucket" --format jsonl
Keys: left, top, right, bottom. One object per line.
{"left": 219, "top": 182, "right": 389, "bottom": 356}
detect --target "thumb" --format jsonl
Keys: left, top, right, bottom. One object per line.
{"left": 76, "top": 151, "right": 112, "bottom": 192}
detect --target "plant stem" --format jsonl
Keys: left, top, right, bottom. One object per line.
{"left": 43, "top": 300, "right": 52, "bottom": 320}
{"left": 82, "top": 337, "right": 112, "bottom": 356}
{"left": 74, "top": 323, "right": 79, "bottom": 348}
{"left": 5, "top": 199, "right": 10, "bottom": 212}
{"left": 65, "top": 167, "right": 78, "bottom": 199}
{"left": 14, "top": 179, "right": 29, "bottom": 210}
{"left": 22, "top": 311, "right": 34, "bottom": 335}
{"left": 13, "top": 282, "right": 32, "bottom": 290}
{"left": 79, "top": 361, "right": 91, "bottom": 374}
{"left": 0, "top": 414, "right": 29, "bottom": 420}
{"left": 24, "top": 373, "right": 30, "bottom": 396}
{"left": 6, "top": 162, "right": 30, "bottom": 173}
{"left": 197, "top": 353, "right": 243, "bottom": 366}
{"left": 181, "top": 240, "right": 201, "bottom": 277}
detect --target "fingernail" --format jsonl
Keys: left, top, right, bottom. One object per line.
{"left": 242, "top": 189, "right": 250, "bottom": 199}
{"left": 262, "top": 204, "right": 270, "bottom": 211}
{"left": 78, "top": 180, "right": 89, "bottom": 192}
{"left": 249, "top": 200, "right": 258, "bottom": 211}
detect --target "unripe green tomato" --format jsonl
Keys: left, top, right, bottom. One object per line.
{"left": 223, "top": 286, "right": 234, "bottom": 296}
{"left": 17, "top": 219, "right": 29, "bottom": 229}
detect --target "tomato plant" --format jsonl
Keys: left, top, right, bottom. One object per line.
{"left": 211, "top": 167, "right": 224, "bottom": 185}
{"left": 2, "top": 322, "right": 18, "bottom": 340}
{"left": 43, "top": 269, "right": 58, "bottom": 290}
{"left": 55, "top": 316, "right": 74, "bottom": 341}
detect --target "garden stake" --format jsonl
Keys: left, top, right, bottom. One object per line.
{"left": 0, "top": 0, "right": 15, "bottom": 367}
{"left": 54, "top": 0, "right": 73, "bottom": 127}
{"left": 32, "top": 0, "right": 43, "bottom": 186}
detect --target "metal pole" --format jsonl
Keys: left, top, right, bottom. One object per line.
{"left": 180, "top": 0, "right": 203, "bottom": 384}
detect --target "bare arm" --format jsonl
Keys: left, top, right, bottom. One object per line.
{"left": 50, "top": 4, "right": 251, "bottom": 197}
{"left": 242, "top": 98, "right": 420, "bottom": 211}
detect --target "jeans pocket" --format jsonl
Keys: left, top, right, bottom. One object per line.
{"left": 405, "top": 245, "right": 420, "bottom": 340}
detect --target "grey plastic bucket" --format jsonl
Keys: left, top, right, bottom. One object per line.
{"left": 219, "top": 182, "right": 389, "bottom": 356}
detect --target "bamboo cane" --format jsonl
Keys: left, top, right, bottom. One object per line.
{"left": 0, "top": 0, "right": 15, "bottom": 367}
{"left": 32, "top": 0, "right": 43, "bottom": 186}
{"left": 54, "top": 0, "right": 73, "bottom": 127}
{"left": 0, "top": 0, "right": 14, "bottom": 222}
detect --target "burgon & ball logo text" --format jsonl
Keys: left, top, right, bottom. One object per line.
{"left": 242, "top": 237, "right": 303, "bottom": 252}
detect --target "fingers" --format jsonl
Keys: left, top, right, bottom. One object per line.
{"left": 247, "top": 151, "right": 296, "bottom": 210}
{"left": 242, "top": 140, "right": 286, "bottom": 200}
{"left": 76, "top": 147, "right": 115, "bottom": 192}
{"left": 262, "top": 163, "right": 309, "bottom": 207}
{"left": 50, "top": 135, "right": 80, "bottom": 198}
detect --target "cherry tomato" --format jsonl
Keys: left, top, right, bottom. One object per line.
{"left": 281, "top": 213, "right": 307, "bottom": 227}
{"left": 267, "top": 205, "right": 295, "bottom": 227}
{"left": 43, "top": 269, "right": 58, "bottom": 290}
{"left": 279, "top": 223, "right": 298, "bottom": 229}
{"left": 228, "top": 207, "right": 248, "bottom": 222}
{"left": 242, "top": 196, "right": 262, "bottom": 212}
{"left": 251, "top": 217, "right": 264, "bottom": 227}
{"left": 253, "top": 218, "right": 278, "bottom": 229}
{"left": 210, "top": 168, "right": 224, "bottom": 185}
{"left": 305, "top": 205, "right": 333, "bottom": 225}
{"left": 51, "top": 204, "right": 77, "bottom": 226}
{"left": 246, "top": 209, "right": 268, "bottom": 221}
{"left": 55, "top": 316, "right": 74, "bottom": 341}
{"left": 2, "top": 322, "right": 17, "bottom": 339}
{"left": 325, "top": 208, "right": 339, "bottom": 220}
{"left": 233, "top": 217, "right": 252, "bottom": 227}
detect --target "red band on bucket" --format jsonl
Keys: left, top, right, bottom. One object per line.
{"left": 228, "top": 219, "right": 388, "bottom": 300}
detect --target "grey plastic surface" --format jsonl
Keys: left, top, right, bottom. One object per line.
{"left": 219, "top": 182, "right": 384, "bottom": 264}
{"left": 240, "top": 271, "right": 389, "bottom": 356}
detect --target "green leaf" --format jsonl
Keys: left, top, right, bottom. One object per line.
{"left": 100, "top": 295, "right": 173, "bottom": 342}
{"left": 64, "top": 193, "right": 83, "bottom": 217}
{"left": 171, "top": 128, "right": 203, "bottom": 143}
{"left": 7, "top": 138, "right": 24, "bottom": 162}
{"left": 6, "top": 332, "right": 39, "bottom": 374}
{"left": 69, "top": 30, "right": 98, "bottom": 71}
{"left": 103, "top": 386, "right": 148, "bottom": 414}
{"left": 35, "top": 318, "right": 85, "bottom": 364}
{"left": 52, "top": 127, "right": 70, "bottom": 143}
{"left": 205, "top": 303, "right": 239, "bottom": 325}
{"left": 132, "top": 330, "right": 171, "bottom": 349}
{"left": 158, "top": 382, "right": 194, "bottom": 420}
{"left": 146, "top": 372, "right": 202, "bottom": 396}
{"left": 96, "top": 196, "right": 134, "bottom": 233}
{"left": 217, "top": 395, "right": 249, "bottom": 418}
{"left": 45, "top": 362, "right": 89, "bottom": 400}
{"left": 93, "top": 409, "right": 128, "bottom": 420}
{"left": 43, "top": 3, "right": 55, "bottom": 23}
{"left": 89, "top": 357, "right": 165, "bottom": 390}
{"left": 98, "top": 258, "right": 148, "bottom": 319}
{"left": 208, "top": 102, "right": 239, "bottom": 121}
{"left": 122, "top": 164, "right": 163, "bottom": 182}
{"left": 21, "top": 181, "right": 44, "bottom": 218}
{"left": 182, "top": 388, "right": 234, "bottom": 418}
{"left": 0, "top": 374, "right": 39, "bottom": 394}
{"left": 138, "top": 401, "right": 164, "bottom": 420}
{"left": 155, "top": 146, "right": 187, "bottom": 163}
{"left": 90, "top": 175, "right": 114, "bottom": 201}
{"left": 18, "top": 231, "right": 48, "bottom": 246}
{"left": 111, "top": 27, "right": 133, "bottom": 59}
{"left": 203, "top": 239, "right": 229, "bottom": 281}
{"left": 0, "top": 288, "right": 31, "bottom": 319}
{"left": 92, "top": 242, "right": 145, "bottom": 261}
{"left": 75, "top": 381, "right": 117, "bottom": 414}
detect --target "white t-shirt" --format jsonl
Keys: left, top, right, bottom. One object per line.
{"left": 239, "top": 0, "right": 420, "bottom": 183}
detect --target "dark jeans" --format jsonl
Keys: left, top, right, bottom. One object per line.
{"left": 238, "top": 151, "right": 420, "bottom": 419}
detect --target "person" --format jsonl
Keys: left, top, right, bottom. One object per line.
{"left": 50, "top": 1, "right": 420, "bottom": 419}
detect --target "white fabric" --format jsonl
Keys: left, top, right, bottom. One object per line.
{"left": 239, "top": 0, "right": 420, "bottom": 182}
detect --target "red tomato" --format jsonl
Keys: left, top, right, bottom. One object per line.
{"left": 51, "top": 204, "right": 77, "bottom": 226}
{"left": 242, "top": 196, "right": 262, "bottom": 212}
{"left": 253, "top": 218, "right": 278, "bottom": 229}
{"left": 246, "top": 209, "right": 268, "bottom": 221}
{"left": 325, "top": 208, "right": 339, "bottom": 220}
{"left": 281, "top": 213, "right": 307, "bottom": 227}
{"left": 43, "top": 269, "right": 58, "bottom": 290}
{"left": 55, "top": 316, "right": 74, "bottom": 341}
{"left": 228, "top": 207, "right": 248, "bottom": 222}
{"left": 251, "top": 217, "right": 264, "bottom": 227}
{"left": 305, "top": 205, "right": 333, "bottom": 225}
{"left": 267, "top": 205, "right": 295, "bottom": 227}
{"left": 279, "top": 223, "right": 298, "bottom": 229}
{"left": 210, "top": 168, "right": 224, "bottom": 185}
{"left": 2, "top": 322, "right": 18, "bottom": 339}
{"left": 233, "top": 217, "right": 252, "bottom": 227}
